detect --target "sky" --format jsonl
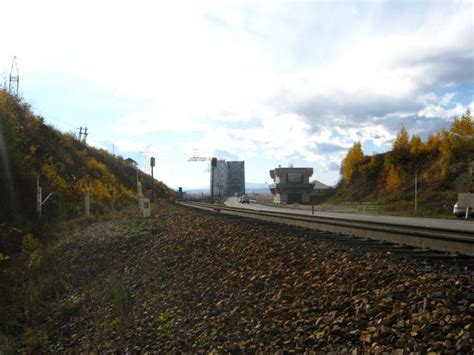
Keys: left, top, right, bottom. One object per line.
{"left": 1, "top": 0, "right": 473, "bottom": 190}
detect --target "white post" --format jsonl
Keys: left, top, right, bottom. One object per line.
{"left": 37, "top": 185, "right": 42, "bottom": 219}
{"left": 85, "top": 188, "right": 90, "bottom": 217}
{"left": 142, "top": 198, "right": 151, "bottom": 218}
{"left": 466, "top": 207, "right": 470, "bottom": 220}
{"left": 36, "top": 177, "right": 53, "bottom": 219}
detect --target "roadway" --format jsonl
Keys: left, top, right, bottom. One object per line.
{"left": 224, "top": 197, "right": 474, "bottom": 233}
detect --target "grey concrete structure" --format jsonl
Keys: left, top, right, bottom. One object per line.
{"left": 269, "top": 167, "right": 314, "bottom": 204}
{"left": 211, "top": 159, "right": 228, "bottom": 199}
{"left": 210, "top": 160, "right": 245, "bottom": 197}
{"left": 227, "top": 161, "right": 245, "bottom": 196}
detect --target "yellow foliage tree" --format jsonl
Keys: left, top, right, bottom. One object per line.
{"left": 425, "top": 133, "right": 441, "bottom": 155}
{"left": 392, "top": 127, "right": 410, "bottom": 152}
{"left": 439, "top": 129, "right": 452, "bottom": 162}
{"left": 450, "top": 110, "right": 473, "bottom": 152}
{"left": 386, "top": 164, "right": 402, "bottom": 193}
{"left": 41, "top": 157, "right": 68, "bottom": 193}
{"left": 341, "top": 142, "right": 365, "bottom": 184}
{"left": 409, "top": 135, "right": 423, "bottom": 155}
{"left": 451, "top": 110, "right": 473, "bottom": 137}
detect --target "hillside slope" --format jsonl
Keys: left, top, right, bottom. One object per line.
{"left": 334, "top": 111, "right": 473, "bottom": 216}
{"left": 0, "top": 90, "right": 174, "bottom": 252}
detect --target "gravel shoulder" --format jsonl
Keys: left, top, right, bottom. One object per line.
{"left": 25, "top": 202, "right": 473, "bottom": 352}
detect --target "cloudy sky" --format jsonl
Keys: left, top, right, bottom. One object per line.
{"left": 1, "top": 0, "right": 473, "bottom": 190}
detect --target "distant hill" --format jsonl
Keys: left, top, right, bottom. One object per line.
{"left": 334, "top": 111, "right": 473, "bottom": 215}
{"left": 246, "top": 182, "right": 270, "bottom": 192}
{"left": 0, "top": 90, "right": 174, "bottom": 239}
{"left": 186, "top": 182, "right": 270, "bottom": 194}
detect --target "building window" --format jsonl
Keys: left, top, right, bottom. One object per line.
{"left": 287, "top": 173, "right": 303, "bottom": 184}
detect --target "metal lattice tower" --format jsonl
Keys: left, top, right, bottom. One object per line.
{"left": 8, "top": 56, "right": 19, "bottom": 96}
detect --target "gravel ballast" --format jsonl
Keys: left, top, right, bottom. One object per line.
{"left": 29, "top": 203, "right": 473, "bottom": 353}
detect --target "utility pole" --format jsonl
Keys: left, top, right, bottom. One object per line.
{"left": 150, "top": 156, "right": 155, "bottom": 202}
{"left": 36, "top": 177, "right": 41, "bottom": 218}
{"left": 78, "top": 127, "right": 83, "bottom": 141}
{"left": 8, "top": 56, "right": 19, "bottom": 96}
{"left": 36, "top": 177, "right": 53, "bottom": 219}
{"left": 140, "top": 145, "right": 152, "bottom": 174}
{"left": 415, "top": 171, "right": 418, "bottom": 214}
{"left": 211, "top": 157, "right": 217, "bottom": 204}
{"left": 470, "top": 163, "right": 473, "bottom": 193}
{"left": 83, "top": 127, "right": 88, "bottom": 144}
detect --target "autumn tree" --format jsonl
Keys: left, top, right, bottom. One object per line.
{"left": 425, "top": 132, "right": 441, "bottom": 157}
{"left": 409, "top": 134, "right": 423, "bottom": 155}
{"left": 340, "top": 142, "right": 365, "bottom": 184}
{"left": 450, "top": 109, "right": 473, "bottom": 154}
{"left": 385, "top": 164, "right": 402, "bottom": 193}
{"left": 393, "top": 127, "right": 409, "bottom": 151}
{"left": 392, "top": 127, "right": 410, "bottom": 163}
{"left": 359, "top": 153, "right": 381, "bottom": 178}
{"left": 451, "top": 109, "right": 473, "bottom": 137}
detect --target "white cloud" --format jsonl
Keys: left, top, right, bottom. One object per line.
{"left": 418, "top": 102, "right": 471, "bottom": 120}
{"left": 2, "top": 0, "right": 473, "bottom": 188}
{"left": 440, "top": 93, "right": 455, "bottom": 106}
{"left": 113, "top": 110, "right": 208, "bottom": 134}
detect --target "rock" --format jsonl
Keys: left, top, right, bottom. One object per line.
{"left": 15, "top": 202, "right": 472, "bottom": 353}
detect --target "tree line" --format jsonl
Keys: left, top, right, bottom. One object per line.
{"left": 339, "top": 110, "right": 473, "bottom": 203}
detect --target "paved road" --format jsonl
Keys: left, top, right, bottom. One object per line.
{"left": 225, "top": 197, "right": 474, "bottom": 233}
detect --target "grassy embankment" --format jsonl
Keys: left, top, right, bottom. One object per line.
{"left": 0, "top": 90, "right": 174, "bottom": 350}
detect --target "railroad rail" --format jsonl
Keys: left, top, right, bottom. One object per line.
{"left": 177, "top": 201, "right": 474, "bottom": 257}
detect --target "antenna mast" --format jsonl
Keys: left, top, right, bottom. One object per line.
{"left": 8, "top": 56, "right": 19, "bottom": 96}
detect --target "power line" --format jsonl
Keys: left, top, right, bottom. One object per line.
{"left": 34, "top": 108, "right": 79, "bottom": 130}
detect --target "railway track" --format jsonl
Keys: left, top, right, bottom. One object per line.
{"left": 177, "top": 201, "right": 474, "bottom": 257}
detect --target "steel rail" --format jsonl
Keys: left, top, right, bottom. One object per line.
{"left": 177, "top": 201, "right": 474, "bottom": 256}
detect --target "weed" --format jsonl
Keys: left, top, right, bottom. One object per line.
{"left": 156, "top": 310, "right": 172, "bottom": 337}
{"left": 23, "top": 327, "right": 46, "bottom": 351}
{"left": 28, "top": 249, "right": 43, "bottom": 270}
{"left": 110, "top": 317, "right": 121, "bottom": 327}
{"left": 194, "top": 329, "right": 217, "bottom": 346}
{"left": 171, "top": 244, "right": 183, "bottom": 252}
{"left": 195, "top": 333, "right": 206, "bottom": 346}
{"left": 21, "top": 233, "right": 41, "bottom": 253}
{"left": 104, "top": 273, "right": 132, "bottom": 319}
{"left": 23, "top": 275, "right": 54, "bottom": 316}
{"left": 57, "top": 293, "right": 83, "bottom": 322}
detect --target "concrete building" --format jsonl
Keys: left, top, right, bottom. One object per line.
{"left": 269, "top": 167, "right": 315, "bottom": 204}
{"left": 210, "top": 160, "right": 245, "bottom": 198}
{"left": 227, "top": 161, "right": 245, "bottom": 196}
{"left": 211, "top": 159, "right": 228, "bottom": 199}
